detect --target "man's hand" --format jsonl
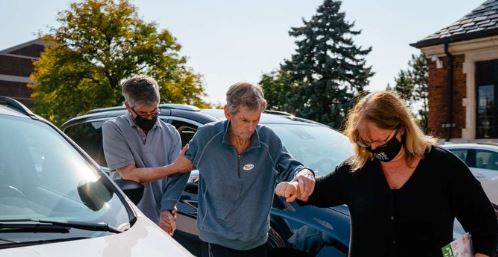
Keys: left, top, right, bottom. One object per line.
{"left": 275, "top": 181, "right": 299, "bottom": 202}
{"left": 159, "top": 208, "right": 177, "bottom": 235}
{"left": 170, "top": 144, "right": 194, "bottom": 173}
{"left": 292, "top": 169, "right": 315, "bottom": 201}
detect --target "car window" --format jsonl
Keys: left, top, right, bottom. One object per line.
{"left": 0, "top": 116, "right": 129, "bottom": 229}
{"left": 64, "top": 121, "right": 107, "bottom": 167}
{"left": 169, "top": 119, "right": 198, "bottom": 147}
{"left": 265, "top": 123, "right": 353, "bottom": 176}
{"left": 448, "top": 149, "right": 468, "bottom": 165}
{"left": 476, "top": 150, "right": 498, "bottom": 170}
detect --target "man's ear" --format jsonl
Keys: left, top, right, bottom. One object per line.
{"left": 124, "top": 101, "right": 135, "bottom": 117}
{"left": 224, "top": 105, "right": 231, "bottom": 121}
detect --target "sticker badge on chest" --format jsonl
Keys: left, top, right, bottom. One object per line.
{"left": 243, "top": 163, "right": 255, "bottom": 171}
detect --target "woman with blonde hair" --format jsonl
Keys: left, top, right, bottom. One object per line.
{"left": 276, "top": 91, "right": 496, "bottom": 257}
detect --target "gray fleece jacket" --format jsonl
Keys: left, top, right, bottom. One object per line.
{"left": 186, "top": 120, "right": 304, "bottom": 250}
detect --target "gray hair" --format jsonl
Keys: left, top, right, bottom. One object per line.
{"left": 121, "top": 75, "right": 160, "bottom": 107}
{"left": 226, "top": 82, "right": 267, "bottom": 114}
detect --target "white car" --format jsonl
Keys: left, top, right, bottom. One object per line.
{"left": 441, "top": 143, "right": 498, "bottom": 210}
{"left": 481, "top": 177, "right": 498, "bottom": 213}
{"left": 441, "top": 143, "right": 498, "bottom": 181}
{"left": 0, "top": 97, "right": 192, "bottom": 257}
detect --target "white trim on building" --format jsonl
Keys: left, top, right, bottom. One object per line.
{"left": 0, "top": 74, "right": 33, "bottom": 84}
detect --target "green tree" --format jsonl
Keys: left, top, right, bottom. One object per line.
{"left": 29, "top": 0, "right": 208, "bottom": 125}
{"left": 260, "top": 70, "right": 294, "bottom": 113}
{"left": 261, "top": 0, "right": 373, "bottom": 129}
{"left": 394, "top": 70, "right": 414, "bottom": 103}
{"left": 393, "top": 54, "right": 429, "bottom": 132}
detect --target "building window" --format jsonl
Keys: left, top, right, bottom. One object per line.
{"left": 476, "top": 60, "right": 498, "bottom": 138}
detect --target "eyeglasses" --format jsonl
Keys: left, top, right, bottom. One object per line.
{"left": 131, "top": 106, "right": 159, "bottom": 119}
{"left": 357, "top": 128, "right": 398, "bottom": 149}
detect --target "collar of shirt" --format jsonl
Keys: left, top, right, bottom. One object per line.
{"left": 221, "top": 120, "right": 261, "bottom": 150}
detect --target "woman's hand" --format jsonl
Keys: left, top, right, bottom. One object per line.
{"left": 291, "top": 169, "right": 315, "bottom": 201}
{"left": 275, "top": 181, "right": 300, "bottom": 202}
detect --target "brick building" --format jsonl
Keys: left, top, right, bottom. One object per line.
{"left": 412, "top": 0, "right": 498, "bottom": 142}
{"left": 0, "top": 39, "right": 47, "bottom": 106}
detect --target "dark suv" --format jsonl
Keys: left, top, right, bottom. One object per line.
{"left": 61, "top": 104, "right": 354, "bottom": 257}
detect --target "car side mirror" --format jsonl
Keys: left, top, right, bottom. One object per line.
{"left": 77, "top": 176, "right": 113, "bottom": 211}
{"left": 114, "top": 179, "right": 144, "bottom": 205}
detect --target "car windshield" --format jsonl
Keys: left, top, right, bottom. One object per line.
{"left": 265, "top": 123, "right": 353, "bottom": 176}
{"left": 0, "top": 116, "right": 129, "bottom": 232}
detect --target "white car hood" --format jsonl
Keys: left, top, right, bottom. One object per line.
{"left": 0, "top": 209, "right": 193, "bottom": 257}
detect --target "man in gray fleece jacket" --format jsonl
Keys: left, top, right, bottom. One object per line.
{"left": 171, "top": 82, "right": 315, "bottom": 257}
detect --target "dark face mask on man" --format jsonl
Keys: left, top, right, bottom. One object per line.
{"left": 130, "top": 108, "right": 158, "bottom": 132}
{"left": 367, "top": 129, "right": 403, "bottom": 162}
{"left": 133, "top": 114, "right": 157, "bottom": 131}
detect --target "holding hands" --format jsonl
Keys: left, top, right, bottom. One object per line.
{"left": 275, "top": 169, "right": 315, "bottom": 202}
{"left": 160, "top": 208, "right": 177, "bottom": 235}
{"left": 275, "top": 181, "right": 300, "bottom": 202}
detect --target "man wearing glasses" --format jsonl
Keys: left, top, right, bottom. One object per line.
{"left": 102, "top": 75, "right": 189, "bottom": 235}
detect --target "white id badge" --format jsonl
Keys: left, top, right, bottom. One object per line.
{"left": 441, "top": 232, "right": 473, "bottom": 257}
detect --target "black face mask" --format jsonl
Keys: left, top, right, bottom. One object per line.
{"left": 367, "top": 131, "right": 403, "bottom": 162}
{"left": 133, "top": 114, "right": 157, "bottom": 131}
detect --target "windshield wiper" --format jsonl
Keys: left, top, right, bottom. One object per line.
{"left": 0, "top": 219, "right": 122, "bottom": 233}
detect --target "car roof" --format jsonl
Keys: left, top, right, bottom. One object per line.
{"left": 0, "top": 97, "right": 38, "bottom": 119}
{"left": 0, "top": 105, "right": 26, "bottom": 117}
{"left": 441, "top": 143, "right": 498, "bottom": 151}
{"left": 87, "top": 103, "right": 200, "bottom": 114}
{"left": 200, "top": 109, "right": 324, "bottom": 125}
{"left": 62, "top": 105, "right": 326, "bottom": 128}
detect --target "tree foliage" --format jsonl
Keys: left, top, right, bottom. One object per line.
{"left": 29, "top": 0, "right": 208, "bottom": 125}
{"left": 259, "top": 70, "right": 294, "bottom": 112}
{"left": 394, "top": 70, "right": 414, "bottom": 102}
{"left": 260, "top": 0, "right": 373, "bottom": 129}
{"left": 392, "top": 54, "right": 429, "bottom": 132}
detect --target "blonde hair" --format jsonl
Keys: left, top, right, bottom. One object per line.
{"left": 344, "top": 91, "right": 436, "bottom": 170}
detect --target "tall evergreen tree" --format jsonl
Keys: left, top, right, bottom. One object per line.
{"left": 394, "top": 70, "right": 414, "bottom": 103}
{"left": 410, "top": 54, "right": 429, "bottom": 133}
{"left": 262, "top": 0, "right": 373, "bottom": 129}
{"left": 393, "top": 54, "right": 429, "bottom": 132}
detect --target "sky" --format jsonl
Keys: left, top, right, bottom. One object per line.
{"left": 0, "top": 0, "right": 485, "bottom": 105}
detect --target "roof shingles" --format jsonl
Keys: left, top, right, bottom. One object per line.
{"left": 412, "top": 0, "right": 498, "bottom": 48}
